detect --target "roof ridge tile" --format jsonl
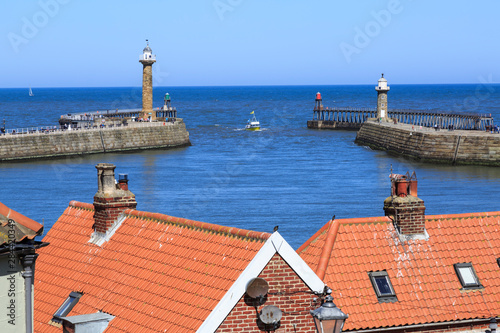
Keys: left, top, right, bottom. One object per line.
{"left": 123, "top": 209, "right": 271, "bottom": 242}
{"left": 69, "top": 201, "right": 95, "bottom": 211}
{"left": 425, "top": 211, "right": 500, "bottom": 221}
{"left": 65, "top": 201, "right": 271, "bottom": 242}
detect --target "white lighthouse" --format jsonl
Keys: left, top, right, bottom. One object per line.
{"left": 140, "top": 41, "right": 155, "bottom": 61}
{"left": 376, "top": 74, "right": 390, "bottom": 120}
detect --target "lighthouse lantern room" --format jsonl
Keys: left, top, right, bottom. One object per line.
{"left": 140, "top": 40, "right": 156, "bottom": 61}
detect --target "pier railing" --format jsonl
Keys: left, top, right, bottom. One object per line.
{"left": 59, "top": 107, "right": 177, "bottom": 122}
{"left": 59, "top": 108, "right": 141, "bottom": 121}
{"left": 0, "top": 120, "right": 181, "bottom": 137}
{"left": 312, "top": 107, "right": 494, "bottom": 130}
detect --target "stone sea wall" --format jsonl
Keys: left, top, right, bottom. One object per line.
{"left": 355, "top": 121, "right": 500, "bottom": 166}
{"left": 0, "top": 120, "right": 190, "bottom": 162}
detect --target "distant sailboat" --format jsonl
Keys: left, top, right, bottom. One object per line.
{"left": 29, "top": 87, "right": 34, "bottom": 97}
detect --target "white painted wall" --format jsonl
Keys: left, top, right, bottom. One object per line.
{"left": 0, "top": 255, "right": 26, "bottom": 333}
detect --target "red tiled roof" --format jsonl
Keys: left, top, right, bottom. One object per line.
{"left": 298, "top": 212, "right": 500, "bottom": 331}
{"left": 34, "top": 201, "right": 271, "bottom": 332}
{"left": 0, "top": 201, "right": 43, "bottom": 244}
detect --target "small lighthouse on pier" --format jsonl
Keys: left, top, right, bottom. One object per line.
{"left": 376, "top": 74, "right": 390, "bottom": 119}
{"left": 314, "top": 92, "right": 323, "bottom": 111}
{"left": 313, "top": 92, "right": 324, "bottom": 120}
{"left": 139, "top": 40, "right": 156, "bottom": 121}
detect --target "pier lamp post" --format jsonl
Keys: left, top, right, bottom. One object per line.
{"left": 310, "top": 289, "right": 348, "bottom": 333}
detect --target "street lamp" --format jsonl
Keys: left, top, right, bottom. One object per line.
{"left": 489, "top": 317, "right": 497, "bottom": 333}
{"left": 310, "top": 289, "right": 348, "bottom": 333}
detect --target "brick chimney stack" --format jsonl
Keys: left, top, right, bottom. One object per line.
{"left": 383, "top": 171, "right": 426, "bottom": 236}
{"left": 93, "top": 163, "right": 137, "bottom": 234}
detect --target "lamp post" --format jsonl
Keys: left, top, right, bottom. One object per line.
{"left": 489, "top": 317, "right": 497, "bottom": 333}
{"left": 310, "top": 289, "right": 348, "bottom": 333}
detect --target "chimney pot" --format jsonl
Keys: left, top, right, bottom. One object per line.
{"left": 96, "top": 163, "right": 117, "bottom": 194}
{"left": 384, "top": 172, "right": 426, "bottom": 236}
{"left": 409, "top": 179, "right": 418, "bottom": 197}
{"left": 396, "top": 180, "right": 409, "bottom": 197}
{"left": 118, "top": 174, "right": 129, "bottom": 191}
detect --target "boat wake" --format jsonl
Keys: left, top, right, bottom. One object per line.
{"left": 234, "top": 127, "right": 266, "bottom": 132}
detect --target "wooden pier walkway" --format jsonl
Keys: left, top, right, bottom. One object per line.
{"left": 60, "top": 107, "right": 178, "bottom": 122}
{"left": 308, "top": 107, "right": 494, "bottom": 131}
{"left": 59, "top": 107, "right": 178, "bottom": 129}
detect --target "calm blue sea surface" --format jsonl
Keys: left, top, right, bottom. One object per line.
{"left": 1, "top": 84, "right": 499, "bottom": 249}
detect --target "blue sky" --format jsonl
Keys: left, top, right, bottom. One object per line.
{"left": 1, "top": 0, "right": 499, "bottom": 88}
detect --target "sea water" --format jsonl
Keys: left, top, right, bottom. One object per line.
{"left": 1, "top": 84, "right": 499, "bottom": 249}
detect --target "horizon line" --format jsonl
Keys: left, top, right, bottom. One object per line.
{"left": 2, "top": 82, "right": 499, "bottom": 89}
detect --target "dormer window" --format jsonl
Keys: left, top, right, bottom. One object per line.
{"left": 454, "top": 263, "right": 482, "bottom": 289}
{"left": 51, "top": 291, "right": 83, "bottom": 324}
{"left": 368, "top": 271, "right": 397, "bottom": 303}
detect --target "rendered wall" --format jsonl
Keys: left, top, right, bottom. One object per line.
{"left": 0, "top": 121, "right": 190, "bottom": 162}
{"left": 0, "top": 256, "right": 26, "bottom": 333}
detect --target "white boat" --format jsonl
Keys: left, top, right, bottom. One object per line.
{"left": 29, "top": 87, "right": 34, "bottom": 97}
{"left": 245, "top": 111, "right": 260, "bottom": 131}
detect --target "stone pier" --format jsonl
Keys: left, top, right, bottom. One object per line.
{"left": 0, "top": 121, "right": 190, "bottom": 162}
{"left": 355, "top": 120, "right": 500, "bottom": 166}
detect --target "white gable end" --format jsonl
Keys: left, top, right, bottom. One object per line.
{"left": 196, "top": 232, "right": 325, "bottom": 333}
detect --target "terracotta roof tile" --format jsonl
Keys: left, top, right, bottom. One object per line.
{"left": 298, "top": 212, "right": 500, "bottom": 331}
{"left": 0, "top": 201, "right": 43, "bottom": 244}
{"left": 34, "top": 201, "right": 271, "bottom": 332}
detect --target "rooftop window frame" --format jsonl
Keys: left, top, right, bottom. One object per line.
{"left": 497, "top": 258, "right": 500, "bottom": 268}
{"left": 453, "top": 263, "right": 482, "bottom": 289}
{"left": 368, "top": 270, "right": 398, "bottom": 303}
{"left": 51, "top": 291, "right": 83, "bottom": 323}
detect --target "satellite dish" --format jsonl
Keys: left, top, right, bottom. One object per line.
{"left": 246, "top": 278, "right": 269, "bottom": 298}
{"left": 259, "top": 305, "right": 282, "bottom": 324}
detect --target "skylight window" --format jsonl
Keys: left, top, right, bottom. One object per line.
{"left": 368, "top": 271, "right": 397, "bottom": 303}
{"left": 454, "top": 263, "right": 482, "bottom": 289}
{"left": 51, "top": 291, "right": 83, "bottom": 323}
{"left": 497, "top": 258, "right": 500, "bottom": 268}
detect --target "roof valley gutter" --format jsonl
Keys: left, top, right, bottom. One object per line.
{"left": 350, "top": 318, "right": 496, "bottom": 333}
